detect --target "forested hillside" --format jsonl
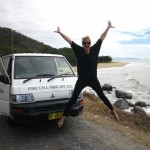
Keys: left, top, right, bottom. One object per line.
{"left": 0, "top": 27, "right": 58, "bottom": 55}
{"left": 0, "top": 27, "right": 77, "bottom": 65}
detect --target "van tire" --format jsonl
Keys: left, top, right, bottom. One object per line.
{"left": 6, "top": 117, "right": 16, "bottom": 125}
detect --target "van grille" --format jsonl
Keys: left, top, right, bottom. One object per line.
{"left": 10, "top": 98, "right": 81, "bottom": 114}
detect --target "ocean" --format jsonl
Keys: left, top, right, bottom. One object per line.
{"left": 85, "top": 59, "right": 150, "bottom": 115}
{"left": 104, "top": 48, "right": 150, "bottom": 61}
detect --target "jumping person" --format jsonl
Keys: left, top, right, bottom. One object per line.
{"left": 54, "top": 21, "right": 119, "bottom": 128}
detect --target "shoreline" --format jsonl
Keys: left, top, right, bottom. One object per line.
{"left": 72, "top": 61, "right": 128, "bottom": 72}
{"left": 97, "top": 61, "right": 128, "bottom": 68}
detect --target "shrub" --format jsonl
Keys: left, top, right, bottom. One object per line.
{"left": 98, "top": 56, "right": 112, "bottom": 63}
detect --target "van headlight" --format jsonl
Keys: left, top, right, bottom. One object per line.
{"left": 10, "top": 94, "right": 34, "bottom": 104}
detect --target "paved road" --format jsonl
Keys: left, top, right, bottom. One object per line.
{"left": 0, "top": 116, "right": 149, "bottom": 150}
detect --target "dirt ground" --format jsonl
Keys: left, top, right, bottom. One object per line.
{"left": 82, "top": 94, "right": 150, "bottom": 148}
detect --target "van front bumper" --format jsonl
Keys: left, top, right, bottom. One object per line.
{"left": 10, "top": 98, "right": 84, "bottom": 123}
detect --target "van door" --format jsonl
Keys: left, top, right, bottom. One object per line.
{"left": 0, "top": 58, "right": 10, "bottom": 116}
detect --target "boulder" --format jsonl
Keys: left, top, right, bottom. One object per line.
{"left": 114, "top": 98, "right": 129, "bottom": 109}
{"left": 115, "top": 90, "right": 132, "bottom": 99}
{"left": 134, "top": 101, "right": 147, "bottom": 107}
{"left": 102, "top": 84, "right": 113, "bottom": 91}
{"left": 131, "top": 106, "right": 146, "bottom": 115}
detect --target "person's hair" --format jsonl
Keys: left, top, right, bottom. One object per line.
{"left": 82, "top": 36, "right": 91, "bottom": 44}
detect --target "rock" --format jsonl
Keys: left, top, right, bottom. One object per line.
{"left": 114, "top": 98, "right": 129, "bottom": 109}
{"left": 131, "top": 106, "right": 146, "bottom": 114}
{"left": 115, "top": 90, "right": 132, "bottom": 99}
{"left": 102, "top": 84, "right": 113, "bottom": 91}
{"left": 134, "top": 101, "right": 147, "bottom": 107}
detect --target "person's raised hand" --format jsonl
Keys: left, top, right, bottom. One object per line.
{"left": 54, "top": 26, "right": 61, "bottom": 33}
{"left": 108, "top": 21, "right": 115, "bottom": 28}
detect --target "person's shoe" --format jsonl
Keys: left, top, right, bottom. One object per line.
{"left": 111, "top": 109, "right": 119, "bottom": 121}
{"left": 58, "top": 116, "right": 66, "bottom": 128}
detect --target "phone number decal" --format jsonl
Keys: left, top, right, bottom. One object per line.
{"left": 28, "top": 85, "right": 72, "bottom": 91}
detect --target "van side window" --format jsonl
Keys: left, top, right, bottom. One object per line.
{"left": 0, "top": 58, "right": 9, "bottom": 83}
{"left": 1, "top": 56, "right": 12, "bottom": 76}
{"left": 0, "top": 61, "right": 6, "bottom": 76}
{"left": 56, "top": 57, "right": 74, "bottom": 75}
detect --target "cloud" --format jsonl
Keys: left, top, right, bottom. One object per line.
{"left": 0, "top": 0, "right": 150, "bottom": 58}
{"left": 118, "top": 29, "right": 150, "bottom": 44}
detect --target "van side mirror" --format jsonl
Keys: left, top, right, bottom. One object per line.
{"left": 0, "top": 75, "right": 10, "bottom": 84}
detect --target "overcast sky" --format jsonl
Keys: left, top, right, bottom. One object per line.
{"left": 0, "top": 0, "right": 150, "bottom": 58}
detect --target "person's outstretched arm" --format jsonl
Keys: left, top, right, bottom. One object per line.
{"left": 54, "top": 26, "right": 72, "bottom": 45}
{"left": 100, "top": 21, "right": 114, "bottom": 41}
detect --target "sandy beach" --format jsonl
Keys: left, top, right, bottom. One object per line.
{"left": 72, "top": 61, "right": 128, "bottom": 72}
{"left": 97, "top": 61, "right": 128, "bottom": 68}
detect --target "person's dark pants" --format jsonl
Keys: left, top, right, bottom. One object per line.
{"left": 63, "top": 77, "right": 113, "bottom": 116}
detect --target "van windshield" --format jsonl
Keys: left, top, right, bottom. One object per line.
{"left": 14, "top": 56, "right": 75, "bottom": 79}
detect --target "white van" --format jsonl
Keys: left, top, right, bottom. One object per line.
{"left": 0, "top": 53, "right": 83, "bottom": 124}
